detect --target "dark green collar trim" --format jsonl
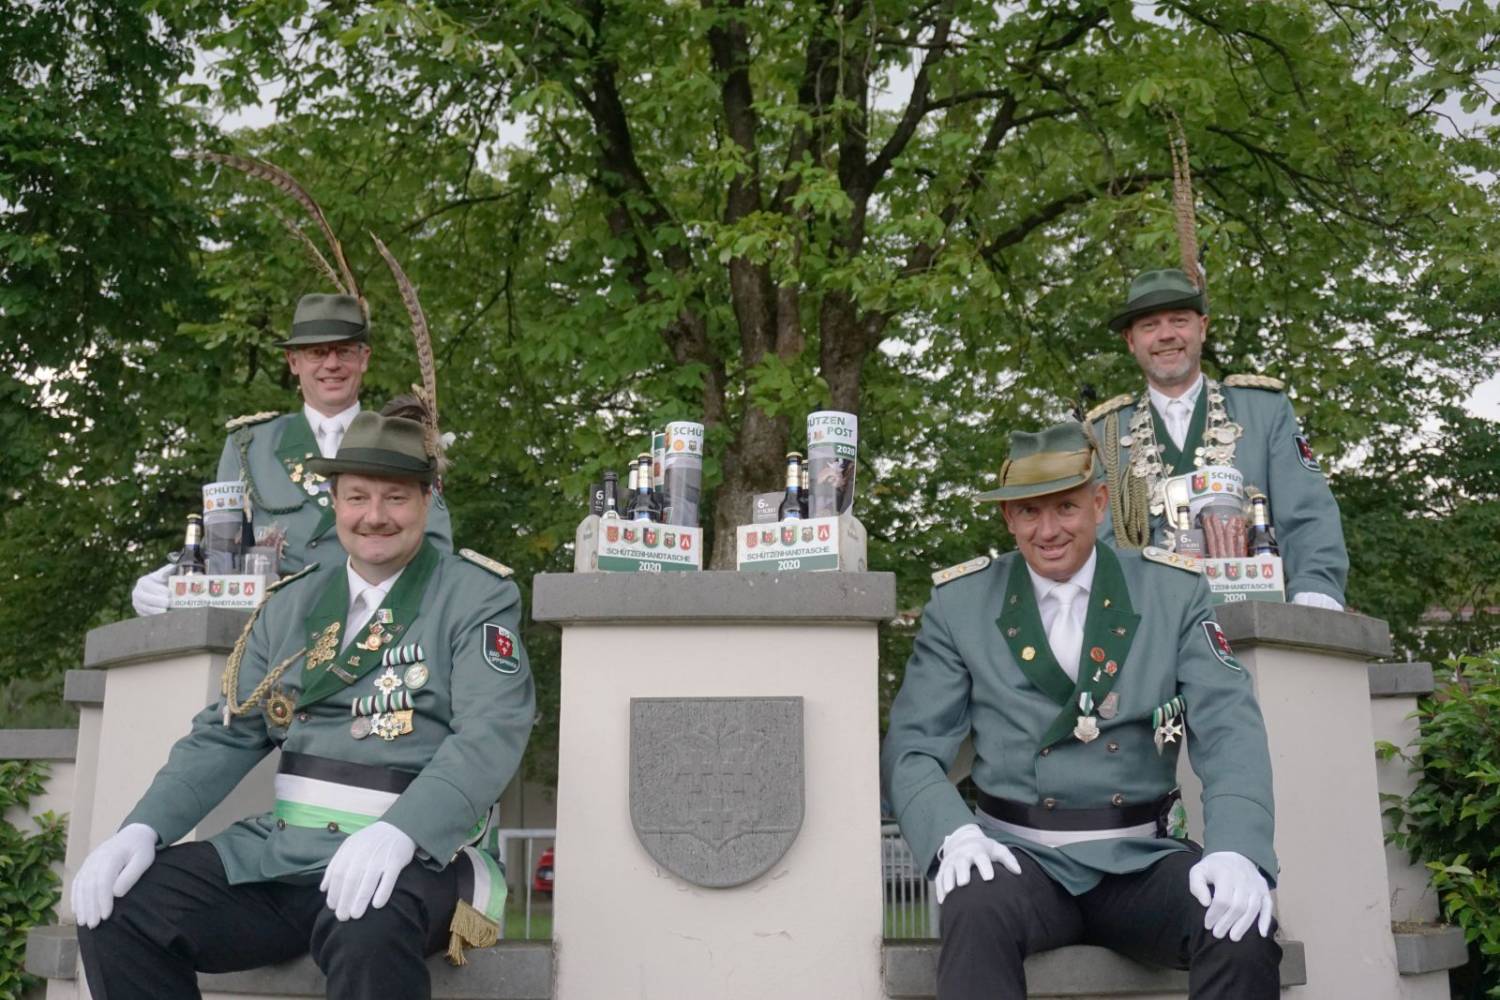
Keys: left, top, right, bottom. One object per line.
{"left": 1038, "top": 544, "right": 1142, "bottom": 749}
{"left": 297, "top": 542, "right": 440, "bottom": 709}
{"left": 276, "top": 411, "right": 317, "bottom": 464}
{"left": 997, "top": 554, "right": 1079, "bottom": 707}
{"left": 1150, "top": 389, "right": 1208, "bottom": 476}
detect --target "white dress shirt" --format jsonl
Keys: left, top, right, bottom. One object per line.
{"left": 1147, "top": 375, "right": 1205, "bottom": 451}
{"left": 304, "top": 401, "right": 361, "bottom": 459}
{"left": 1026, "top": 549, "right": 1097, "bottom": 681}
{"left": 343, "top": 561, "right": 403, "bottom": 650}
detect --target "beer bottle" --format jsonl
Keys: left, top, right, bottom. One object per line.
{"left": 799, "top": 464, "right": 810, "bottom": 519}
{"left": 239, "top": 508, "right": 257, "bottom": 569}
{"left": 173, "top": 513, "right": 207, "bottom": 576}
{"left": 1247, "top": 495, "right": 1278, "bottom": 556}
{"left": 588, "top": 481, "right": 606, "bottom": 518}
{"left": 624, "top": 463, "right": 639, "bottom": 514}
{"left": 630, "top": 453, "right": 658, "bottom": 522}
{"left": 777, "top": 452, "right": 804, "bottom": 521}
{"left": 601, "top": 471, "right": 622, "bottom": 519}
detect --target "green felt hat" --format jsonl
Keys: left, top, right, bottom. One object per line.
{"left": 277, "top": 293, "right": 370, "bottom": 348}
{"left": 1108, "top": 268, "right": 1205, "bottom": 332}
{"left": 976, "top": 422, "right": 1096, "bottom": 503}
{"left": 305, "top": 412, "right": 435, "bottom": 483}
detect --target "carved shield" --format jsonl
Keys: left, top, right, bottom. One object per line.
{"left": 630, "top": 697, "right": 804, "bottom": 888}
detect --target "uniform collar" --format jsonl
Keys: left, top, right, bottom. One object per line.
{"left": 1146, "top": 373, "right": 1204, "bottom": 417}
{"left": 345, "top": 560, "right": 404, "bottom": 625}
{"left": 1025, "top": 547, "right": 1098, "bottom": 609}
{"left": 303, "top": 400, "right": 361, "bottom": 440}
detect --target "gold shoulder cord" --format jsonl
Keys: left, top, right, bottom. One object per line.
{"left": 219, "top": 600, "right": 307, "bottom": 723}
{"left": 1103, "top": 411, "right": 1150, "bottom": 550}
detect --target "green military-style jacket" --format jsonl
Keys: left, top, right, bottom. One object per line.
{"left": 1091, "top": 379, "right": 1348, "bottom": 605}
{"left": 124, "top": 541, "right": 534, "bottom": 885}
{"left": 217, "top": 411, "right": 453, "bottom": 574}
{"left": 880, "top": 543, "right": 1276, "bottom": 895}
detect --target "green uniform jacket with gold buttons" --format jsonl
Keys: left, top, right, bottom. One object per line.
{"left": 216, "top": 411, "right": 453, "bottom": 575}
{"left": 880, "top": 543, "right": 1276, "bottom": 895}
{"left": 123, "top": 541, "right": 533, "bottom": 885}
{"left": 1091, "top": 382, "right": 1347, "bottom": 605}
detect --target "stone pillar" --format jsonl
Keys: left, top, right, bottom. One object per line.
{"left": 1175, "top": 604, "right": 1449, "bottom": 1000}
{"left": 80, "top": 609, "right": 277, "bottom": 853}
{"left": 533, "top": 571, "right": 895, "bottom": 1000}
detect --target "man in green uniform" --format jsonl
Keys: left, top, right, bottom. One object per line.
{"left": 1088, "top": 268, "right": 1347, "bottom": 608}
{"left": 131, "top": 294, "right": 453, "bottom": 614}
{"left": 881, "top": 422, "right": 1280, "bottom": 1000}
{"left": 76, "top": 412, "right": 531, "bottom": 999}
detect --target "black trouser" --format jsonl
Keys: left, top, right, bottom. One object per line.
{"left": 78, "top": 841, "right": 460, "bottom": 1000}
{"left": 937, "top": 845, "right": 1282, "bottom": 1000}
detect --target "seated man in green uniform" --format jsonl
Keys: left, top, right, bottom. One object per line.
{"left": 1088, "top": 268, "right": 1347, "bottom": 608}
{"left": 131, "top": 293, "right": 453, "bottom": 614}
{"left": 881, "top": 422, "right": 1280, "bottom": 1000}
{"left": 75, "top": 412, "right": 530, "bottom": 999}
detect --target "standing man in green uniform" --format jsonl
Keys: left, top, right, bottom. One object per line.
{"left": 75, "top": 412, "right": 530, "bottom": 999}
{"left": 131, "top": 293, "right": 453, "bottom": 614}
{"left": 1088, "top": 268, "right": 1347, "bottom": 608}
{"left": 881, "top": 423, "right": 1280, "bottom": 999}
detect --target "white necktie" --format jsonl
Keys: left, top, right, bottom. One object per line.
{"left": 318, "top": 420, "right": 340, "bottom": 459}
{"left": 1164, "top": 399, "right": 1192, "bottom": 450}
{"left": 1047, "top": 583, "right": 1084, "bottom": 682}
{"left": 344, "top": 590, "right": 375, "bottom": 649}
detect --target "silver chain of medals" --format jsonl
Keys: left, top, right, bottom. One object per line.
{"left": 1122, "top": 378, "right": 1242, "bottom": 519}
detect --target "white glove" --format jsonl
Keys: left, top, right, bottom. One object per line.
{"left": 71, "top": 823, "right": 158, "bottom": 928}
{"left": 131, "top": 564, "right": 175, "bottom": 616}
{"left": 1291, "top": 591, "right": 1343, "bottom": 611}
{"left": 320, "top": 821, "right": 417, "bottom": 921}
{"left": 934, "top": 823, "right": 1022, "bottom": 904}
{"left": 1188, "top": 850, "right": 1274, "bottom": 941}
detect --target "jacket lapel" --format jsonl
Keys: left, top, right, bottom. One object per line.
{"left": 1038, "top": 544, "right": 1142, "bottom": 749}
{"left": 297, "top": 543, "right": 440, "bottom": 709}
{"left": 995, "top": 555, "right": 1075, "bottom": 707}
{"left": 275, "top": 413, "right": 336, "bottom": 538}
{"left": 1149, "top": 389, "right": 1207, "bottom": 476}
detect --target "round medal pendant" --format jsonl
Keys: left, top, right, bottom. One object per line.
{"left": 403, "top": 664, "right": 429, "bottom": 690}
{"left": 1119, "top": 434, "right": 1134, "bottom": 448}
{"left": 350, "top": 716, "right": 373, "bottom": 740}
{"left": 264, "top": 692, "right": 295, "bottom": 729}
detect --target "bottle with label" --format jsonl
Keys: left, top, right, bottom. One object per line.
{"left": 630, "top": 453, "right": 658, "bottom": 522}
{"left": 173, "top": 513, "right": 207, "bottom": 576}
{"left": 1172, "top": 502, "right": 1204, "bottom": 557}
{"left": 239, "top": 509, "right": 257, "bottom": 571}
{"left": 778, "top": 452, "right": 804, "bottom": 521}
{"left": 588, "top": 481, "right": 605, "bottom": 518}
{"left": 1247, "top": 495, "right": 1278, "bottom": 556}
{"left": 799, "top": 463, "right": 810, "bottom": 519}
{"left": 601, "top": 471, "right": 622, "bottom": 519}
{"left": 624, "top": 463, "right": 639, "bottom": 515}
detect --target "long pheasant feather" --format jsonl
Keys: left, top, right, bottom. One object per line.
{"left": 369, "top": 232, "right": 444, "bottom": 469}
{"left": 197, "top": 151, "right": 363, "bottom": 311}
{"left": 1163, "top": 110, "right": 1206, "bottom": 306}
{"left": 269, "top": 207, "right": 345, "bottom": 294}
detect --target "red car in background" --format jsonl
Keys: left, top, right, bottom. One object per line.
{"left": 532, "top": 847, "right": 554, "bottom": 896}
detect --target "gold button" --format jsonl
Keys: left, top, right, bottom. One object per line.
{"left": 1043, "top": 797, "right": 1057, "bottom": 809}
{"left": 1106, "top": 741, "right": 1119, "bottom": 753}
{"left": 1111, "top": 793, "right": 1125, "bottom": 806}
{"left": 1039, "top": 747, "right": 1051, "bottom": 757}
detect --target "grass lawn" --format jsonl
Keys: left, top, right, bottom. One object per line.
{"left": 503, "top": 894, "right": 553, "bottom": 940}
{"left": 884, "top": 897, "right": 937, "bottom": 938}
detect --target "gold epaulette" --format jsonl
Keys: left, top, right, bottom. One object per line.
{"left": 267, "top": 563, "right": 319, "bottom": 594}
{"left": 225, "top": 411, "right": 280, "bottom": 432}
{"left": 932, "top": 555, "right": 991, "bottom": 586}
{"left": 459, "top": 548, "right": 514, "bottom": 579}
{"left": 1141, "top": 546, "right": 1202, "bottom": 574}
{"left": 1222, "top": 374, "right": 1284, "bottom": 392}
{"left": 1086, "top": 393, "right": 1136, "bottom": 423}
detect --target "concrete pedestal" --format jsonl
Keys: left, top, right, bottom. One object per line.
{"left": 533, "top": 571, "right": 895, "bottom": 1000}
{"left": 1175, "top": 604, "right": 1450, "bottom": 1000}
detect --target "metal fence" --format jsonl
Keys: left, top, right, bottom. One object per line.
{"left": 495, "top": 827, "right": 554, "bottom": 940}
{"left": 496, "top": 824, "right": 939, "bottom": 940}
{"left": 882, "top": 822, "right": 940, "bottom": 938}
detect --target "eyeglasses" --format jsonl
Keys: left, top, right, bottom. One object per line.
{"left": 295, "top": 343, "right": 366, "bottom": 363}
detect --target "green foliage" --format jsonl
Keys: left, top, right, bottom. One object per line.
{"left": 0, "top": 762, "right": 68, "bottom": 999}
{"left": 1383, "top": 652, "right": 1500, "bottom": 997}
